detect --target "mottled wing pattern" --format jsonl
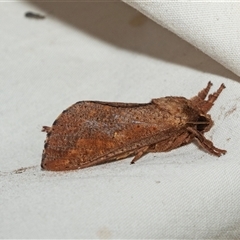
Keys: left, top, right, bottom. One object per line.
{"left": 42, "top": 100, "right": 187, "bottom": 170}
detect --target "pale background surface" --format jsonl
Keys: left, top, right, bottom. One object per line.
{"left": 1, "top": 1, "right": 240, "bottom": 239}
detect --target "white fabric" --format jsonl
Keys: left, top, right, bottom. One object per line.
{"left": 123, "top": 1, "right": 240, "bottom": 77}
{"left": 1, "top": 1, "right": 240, "bottom": 239}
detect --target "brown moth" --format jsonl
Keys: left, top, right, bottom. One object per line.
{"left": 41, "top": 82, "right": 226, "bottom": 171}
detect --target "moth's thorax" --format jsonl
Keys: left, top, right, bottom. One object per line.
{"left": 153, "top": 96, "right": 213, "bottom": 131}
{"left": 153, "top": 97, "right": 198, "bottom": 120}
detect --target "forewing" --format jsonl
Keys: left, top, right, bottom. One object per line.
{"left": 42, "top": 101, "right": 179, "bottom": 170}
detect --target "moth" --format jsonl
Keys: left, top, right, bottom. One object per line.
{"left": 41, "top": 82, "right": 226, "bottom": 171}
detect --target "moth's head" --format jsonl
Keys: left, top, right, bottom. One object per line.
{"left": 195, "top": 113, "right": 213, "bottom": 133}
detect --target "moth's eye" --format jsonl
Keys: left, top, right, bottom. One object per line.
{"left": 197, "top": 116, "right": 209, "bottom": 131}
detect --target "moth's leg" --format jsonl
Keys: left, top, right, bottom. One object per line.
{"left": 42, "top": 126, "right": 51, "bottom": 133}
{"left": 187, "top": 127, "right": 226, "bottom": 156}
{"left": 191, "top": 81, "right": 213, "bottom": 105}
{"left": 131, "top": 146, "right": 149, "bottom": 164}
{"left": 200, "top": 83, "right": 225, "bottom": 113}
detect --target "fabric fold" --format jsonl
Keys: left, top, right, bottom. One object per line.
{"left": 123, "top": 1, "right": 240, "bottom": 77}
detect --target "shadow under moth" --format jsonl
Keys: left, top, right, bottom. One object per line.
{"left": 41, "top": 82, "right": 226, "bottom": 171}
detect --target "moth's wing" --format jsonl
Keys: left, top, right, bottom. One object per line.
{"left": 42, "top": 101, "right": 180, "bottom": 171}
